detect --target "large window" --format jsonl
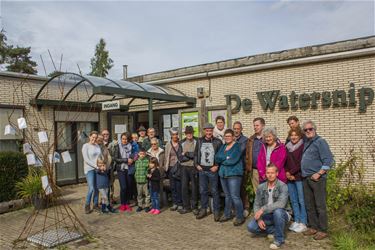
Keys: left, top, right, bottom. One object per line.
{"left": 0, "top": 107, "right": 23, "bottom": 152}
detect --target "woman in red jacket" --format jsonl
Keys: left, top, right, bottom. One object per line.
{"left": 257, "top": 127, "right": 287, "bottom": 184}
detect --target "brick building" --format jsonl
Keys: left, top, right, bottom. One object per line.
{"left": 0, "top": 36, "right": 374, "bottom": 184}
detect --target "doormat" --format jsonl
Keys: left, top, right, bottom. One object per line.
{"left": 27, "top": 228, "right": 82, "bottom": 248}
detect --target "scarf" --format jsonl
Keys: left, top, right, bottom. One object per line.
{"left": 213, "top": 125, "right": 226, "bottom": 143}
{"left": 147, "top": 147, "right": 164, "bottom": 161}
{"left": 119, "top": 143, "right": 132, "bottom": 170}
{"left": 286, "top": 139, "right": 303, "bottom": 153}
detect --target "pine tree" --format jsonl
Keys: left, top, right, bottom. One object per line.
{"left": 0, "top": 30, "right": 38, "bottom": 74}
{"left": 7, "top": 46, "right": 38, "bottom": 74}
{"left": 89, "top": 38, "right": 113, "bottom": 77}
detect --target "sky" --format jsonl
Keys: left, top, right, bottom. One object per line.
{"left": 1, "top": 0, "right": 374, "bottom": 79}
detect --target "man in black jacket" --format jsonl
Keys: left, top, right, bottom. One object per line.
{"left": 178, "top": 126, "right": 199, "bottom": 215}
{"left": 194, "top": 123, "right": 223, "bottom": 221}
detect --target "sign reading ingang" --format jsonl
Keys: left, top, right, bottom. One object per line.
{"left": 102, "top": 100, "right": 120, "bottom": 110}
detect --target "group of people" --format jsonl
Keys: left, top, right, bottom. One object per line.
{"left": 82, "top": 115, "right": 334, "bottom": 249}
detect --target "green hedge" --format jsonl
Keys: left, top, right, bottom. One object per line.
{"left": 0, "top": 151, "right": 28, "bottom": 202}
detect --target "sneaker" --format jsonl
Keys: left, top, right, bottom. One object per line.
{"left": 313, "top": 231, "right": 328, "bottom": 240}
{"left": 101, "top": 204, "right": 109, "bottom": 214}
{"left": 124, "top": 204, "right": 132, "bottom": 212}
{"left": 269, "top": 241, "right": 282, "bottom": 249}
{"left": 294, "top": 223, "right": 307, "bottom": 233}
{"left": 148, "top": 209, "right": 156, "bottom": 214}
{"left": 267, "top": 234, "right": 274, "bottom": 241}
{"left": 289, "top": 222, "right": 299, "bottom": 231}
{"left": 177, "top": 206, "right": 183, "bottom": 211}
{"left": 144, "top": 207, "right": 151, "bottom": 213}
{"left": 119, "top": 205, "right": 127, "bottom": 212}
{"left": 152, "top": 209, "right": 161, "bottom": 215}
{"left": 233, "top": 218, "right": 245, "bottom": 226}
{"left": 170, "top": 204, "right": 178, "bottom": 211}
{"left": 84, "top": 204, "right": 91, "bottom": 214}
{"left": 196, "top": 209, "right": 207, "bottom": 220}
{"left": 136, "top": 207, "right": 143, "bottom": 212}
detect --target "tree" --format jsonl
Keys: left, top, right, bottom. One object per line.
{"left": 7, "top": 46, "right": 38, "bottom": 74}
{"left": 89, "top": 38, "right": 113, "bottom": 77}
{"left": 0, "top": 30, "right": 38, "bottom": 75}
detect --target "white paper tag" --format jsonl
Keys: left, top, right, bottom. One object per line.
{"left": 48, "top": 152, "right": 61, "bottom": 164}
{"left": 38, "top": 131, "right": 48, "bottom": 143}
{"left": 61, "top": 151, "right": 72, "bottom": 163}
{"left": 26, "top": 154, "right": 36, "bottom": 165}
{"left": 4, "top": 125, "right": 16, "bottom": 135}
{"left": 41, "top": 175, "right": 53, "bottom": 195}
{"left": 23, "top": 143, "right": 33, "bottom": 154}
{"left": 17, "top": 117, "right": 27, "bottom": 129}
{"left": 115, "top": 124, "right": 127, "bottom": 134}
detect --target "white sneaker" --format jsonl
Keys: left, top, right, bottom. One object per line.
{"left": 294, "top": 223, "right": 307, "bottom": 233}
{"left": 289, "top": 222, "right": 298, "bottom": 231}
{"left": 269, "top": 241, "right": 282, "bottom": 249}
{"left": 267, "top": 234, "right": 274, "bottom": 241}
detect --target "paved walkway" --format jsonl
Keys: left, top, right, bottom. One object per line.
{"left": 0, "top": 184, "right": 332, "bottom": 249}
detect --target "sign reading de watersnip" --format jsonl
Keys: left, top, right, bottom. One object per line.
{"left": 102, "top": 100, "right": 120, "bottom": 110}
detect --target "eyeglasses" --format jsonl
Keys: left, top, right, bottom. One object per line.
{"left": 151, "top": 143, "right": 157, "bottom": 145}
{"left": 304, "top": 128, "right": 314, "bottom": 132}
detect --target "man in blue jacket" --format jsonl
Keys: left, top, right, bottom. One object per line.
{"left": 301, "top": 119, "right": 334, "bottom": 240}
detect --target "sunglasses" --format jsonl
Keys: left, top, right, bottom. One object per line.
{"left": 304, "top": 128, "right": 314, "bottom": 132}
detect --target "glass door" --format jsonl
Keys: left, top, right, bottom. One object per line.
{"left": 77, "top": 122, "right": 98, "bottom": 181}
{"left": 55, "top": 122, "right": 76, "bottom": 185}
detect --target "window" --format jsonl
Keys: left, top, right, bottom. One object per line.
{"left": 0, "top": 107, "right": 23, "bottom": 152}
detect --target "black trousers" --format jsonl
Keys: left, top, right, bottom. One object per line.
{"left": 181, "top": 165, "right": 198, "bottom": 210}
{"left": 303, "top": 177, "right": 328, "bottom": 232}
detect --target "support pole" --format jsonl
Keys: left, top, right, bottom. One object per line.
{"left": 148, "top": 98, "right": 153, "bottom": 129}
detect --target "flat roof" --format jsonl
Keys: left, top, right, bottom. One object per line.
{"left": 127, "top": 36, "right": 375, "bottom": 83}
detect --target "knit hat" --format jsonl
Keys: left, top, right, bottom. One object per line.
{"left": 184, "top": 125, "right": 194, "bottom": 134}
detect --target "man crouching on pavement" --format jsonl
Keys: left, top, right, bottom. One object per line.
{"left": 247, "top": 163, "right": 290, "bottom": 249}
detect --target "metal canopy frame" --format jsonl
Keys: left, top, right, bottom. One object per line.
{"left": 31, "top": 72, "right": 196, "bottom": 128}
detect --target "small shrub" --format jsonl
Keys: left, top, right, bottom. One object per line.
{"left": 0, "top": 151, "right": 28, "bottom": 202}
{"left": 333, "top": 232, "right": 358, "bottom": 250}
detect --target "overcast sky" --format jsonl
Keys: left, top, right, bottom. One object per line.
{"left": 2, "top": 1, "right": 374, "bottom": 79}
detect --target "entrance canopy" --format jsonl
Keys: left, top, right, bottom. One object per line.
{"left": 30, "top": 72, "right": 196, "bottom": 128}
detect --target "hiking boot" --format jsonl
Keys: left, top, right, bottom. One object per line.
{"left": 303, "top": 228, "right": 318, "bottom": 236}
{"left": 93, "top": 205, "right": 101, "bottom": 213}
{"left": 101, "top": 204, "right": 109, "bottom": 214}
{"left": 214, "top": 212, "right": 221, "bottom": 222}
{"left": 196, "top": 209, "right": 207, "bottom": 219}
{"left": 144, "top": 207, "right": 151, "bottom": 213}
{"left": 313, "top": 231, "right": 328, "bottom": 240}
{"left": 178, "top": 208, "right": 191, "bottom": 214}
{"left": 84, "top": 204, "right": 91, "bottom": 214}
{"left": 233, "top": 218, "right": 245, "bottom": 226}
{"left": 136, "top": 207, "right": 143, "bottom": 212}
{"left": 170, "top": 204, "right": 178, "bottom": 211}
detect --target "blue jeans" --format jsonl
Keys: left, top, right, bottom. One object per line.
{"left": 85, "top": 170, "right": 98, "bottom": 206}
{"left": 220, "top": 176, "right": 244, "bottom": 220}
{"left": 151, "top": 191, "right": 160, "bottom": 210}
{"left": 168, "top": 170, "right": 182, "bottom": 206}
{"left": 199, "top": 170, "right": 220, "bottom": 212}
{"left": 287, "top": 181, "right": 307, "bottom": 224}
{"left": 117, "top": 169, "right": 131, "bottom": 205}
{"left": 247, "top": 208, "right": 288, "bottom": 244}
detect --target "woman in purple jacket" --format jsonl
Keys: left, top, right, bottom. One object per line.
{"left": 285, "top": 127, "right": 307, "bottom": 233}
